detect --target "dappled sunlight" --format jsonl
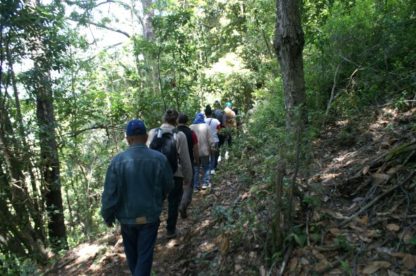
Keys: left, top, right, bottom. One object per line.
{"left": 204, "top": 52, "right": 250, "bottom": 77}
{"left": 196, "top": 219, "right": 212, "bottom": 232}
{"left": 165, "top": 239, "right": 178, "bottom": 249}
{"left": 75, "top": 243, "right": 104, "bottom": 263}
{"left": 199, "top": 241, "right": 216, "bottom": 253}
{"left": 320, "top": 173, "right": 341, "bottom": 183}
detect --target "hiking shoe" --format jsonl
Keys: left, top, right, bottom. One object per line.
{"left": 210, "top": 170, "right": 216, "bottom": 175}
{"left": 180, "top": 208, "right": 187, "bottom": 219}
{"left": 193, "top": 188, "right": 199, "bottom": 193}
{"left": 201, "top": 184, "right": 208, "bottom": 190}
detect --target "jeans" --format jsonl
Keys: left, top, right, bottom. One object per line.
{"left": 121, "top": 220, "right": 160, "bottom": 276}
{"left": 167, "top": 177, "right": 183, "bottom": 233}
{"left": 193, "top": 156, "right": 210, "bottom": 189}
{"left": 210, "top": 142, "right": 219, "bottom": 170}
{"left": 180, "top": 175, "right": 193, "bottom": 212}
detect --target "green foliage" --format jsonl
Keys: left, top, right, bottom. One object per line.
{"left": 303, "top": 195, "right": 321, "bottom": 208}
{"left": 305, "top": 0, "right": 416, "bottom": 123}
{"left": 2, "top": 0, "right": 416, "bottom": 270}
{"left": 340, "top": 260, "right": 353, "bottom": 275}
{"left": 287, "top": 232, "right": 307, "bottom": 247}
{"left": 335, "top": 235, "right": 353, "bottom": 252}
{"left": 0, "top": 254, "right": 39, "bottom": 276}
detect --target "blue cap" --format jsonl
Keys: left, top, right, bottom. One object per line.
{"left": 126, "top": 119, "right": 146, "bottom": 136}
{"left": 225, "top": 101, "right": 232, "bottom": 107}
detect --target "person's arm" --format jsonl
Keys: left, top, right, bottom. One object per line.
{"left": 206, "top": 125, "right": 214, "bottom": 147}
{"left": 177, "top": 132, "right": 193, "bottom": 184}
{"left": 160, "top": 156, "right": 174, "bottom": 198}
{"left": 146, "top": 129, "right": 155, "bottom": 147}
{"left": 191, "top": 131, "right": 199, "bottom": 164}
{"left": 101, "top": 160, "right": 119, "bottom": 227}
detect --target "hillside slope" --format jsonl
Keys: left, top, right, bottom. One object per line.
{"left": 45, "top": 106, "right": 416, "bottom": 275}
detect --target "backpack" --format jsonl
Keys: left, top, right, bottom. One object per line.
{"left": 149, "top": 128, "right": 178, "bottom": 173}
{"left": 224, "top": 107, "right": 236, "bottom": 128}
{"left": 213, "top": 109, "right": 224, "bottom": 125}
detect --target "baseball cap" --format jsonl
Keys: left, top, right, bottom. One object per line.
{"left": 126, "top": 119, "right": 147, "bottom": 136}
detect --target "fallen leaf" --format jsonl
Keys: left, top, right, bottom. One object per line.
{"left": 386, "top": 224, "right": 400, "bottom": 232}
{"left": 300, "top": 257, "right": 310, "bottom": 265}
{"left": 314, "top": 259, "right": 330, "bottom": 272}
{"left": 329, "top": 228, "right": 342, "bottom": 236}
{"left": 362, "top": 261, "right": 391, "bottom": 274}
{"left": 356, "top": 215, "right": 369, "bottom": 225}
{"left": 391, "top": 252, "right": 406, "bottom": 258}
{"left": 400, "top": 229, "right": 414, "bottom": 244}
{"left": 387, "top": 270, "right": 400, "bottom": 276}
{"left": 403, "top": 254, "right": 416, "bottom": 269}
{"left": 371, "top": 173, "right": 390, "bottom": 186}
{"left": 387, "top": 165, "right": 402, "bottom": 175}
{"left": 288, "top": 257, "right": 299, "bottom": 271}
{"left": 241, "top": 192, "right": 250, "bottom": 200}
{"left": 216, "top": 234, "right": 229, "bottom": 256}
{"left": 312, "top": 249, "right": 326, "bottom": 260}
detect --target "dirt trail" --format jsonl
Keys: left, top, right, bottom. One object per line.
{"left": 45, "top": 169, "right": 232, "bottom": 276}
{"left": 46, "top": 106, "right": 416, "bottom": 275}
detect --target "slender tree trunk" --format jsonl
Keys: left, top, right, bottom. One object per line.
{"left": 6, "top": 45, "right": 46, "bottom": 242}
{"left": 0, "top": 97, "right": 48, "bottom": 264}
{"left": 274, "top": 0, "right": 307, "bottom": 233}
{"left": 274, "top": 0, "right": 307, "bottom": 130}
{"left": 142, "top": 0, "right": 155, "bottom": 40}
{"left": 142, "top": 0, "right": 161, "bottom": 100}
{"left": 33, "top": 69, "right": 68, "bottom": 250}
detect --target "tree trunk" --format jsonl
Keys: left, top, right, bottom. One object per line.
{"left": 6, "top": 44, "right": 46, "bottom": 242}
{"left": 274, "top": 0, "right": 307, "bottom": 131}
{"left": 142, "top": 0, "right": 155, "bottom": 41}
{"left": 273, "top": 0, "right": 307, "bottom": 235}
{"left": 0, "top": 102, "right": 48, "bottom": 264}
{"left": 34, "top": 69, "right": 68, "bottom": 250}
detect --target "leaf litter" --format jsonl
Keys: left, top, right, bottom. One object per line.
{"left": 45, "top": 107, "right": 416, "bottom": 275}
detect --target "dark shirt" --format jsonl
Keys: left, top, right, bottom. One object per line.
{"left": 101, "top": 144, "right": 173, "bottom": 225}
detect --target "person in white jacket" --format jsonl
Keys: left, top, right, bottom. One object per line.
{"left": 190, "top": 112, "right": 214, "bottom": 190}
{"left": 204, "top": 105, "right": 221, "bottom": 174}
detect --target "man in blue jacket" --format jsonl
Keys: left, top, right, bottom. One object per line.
{"left": 101, "top": 119, "right": 173, "bottom": 276}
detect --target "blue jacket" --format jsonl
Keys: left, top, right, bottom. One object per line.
{"left": 101, "top": 144, "right": 173, "bottom": 225}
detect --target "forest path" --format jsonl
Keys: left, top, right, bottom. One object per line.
{"left": 45, "top": 106, "right": 416, "bottom": 275}
{"left": 45, "top": 157, "right": 236, "bottom": 275}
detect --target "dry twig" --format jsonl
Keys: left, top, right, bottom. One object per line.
{"left": 339, "top": 171, "right": 416, "bottom": 227}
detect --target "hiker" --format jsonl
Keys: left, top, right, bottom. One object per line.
{"left": 190, "top": 112, "right": 214, "bottom": 190}
{"left": 177, "top": 113, "right": 199, "bottom": 219}
{"left": 101, "top": 119, "right": 173, "bottom": 276}
{"left": 204, "top": 105, "right": 221, "bottom": 174}
{"left": 222, "top": 101, "right": 236, "bottom": 148}
{"left": 147, "top": 109, "right": 193, "bottom": 239}
{"left": 232, "top": 107, "right": 242, "bottom": 132}
{"left": 212, "top": 100, "right": 226, "bottom": 157}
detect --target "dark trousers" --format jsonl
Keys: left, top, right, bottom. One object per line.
{"left": 167, "top": 177, "right": 183, "bottom": 233}
{"left": 121, "top": 221, "right": 160, "bottom": 276}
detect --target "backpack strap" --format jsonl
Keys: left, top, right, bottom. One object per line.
{"left": 156, "top": 128, "right": 162, "bottom": 138}
{"left": 172, "top": 128, "right": 178, "bottom": 140}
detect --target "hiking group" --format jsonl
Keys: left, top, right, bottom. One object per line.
{"left": 100, "top": 101, "right": 238, "bottom": 276}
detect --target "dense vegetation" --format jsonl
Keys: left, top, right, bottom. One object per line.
{"left": 0, "top": 0, "right": 415, "bottom": 273}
